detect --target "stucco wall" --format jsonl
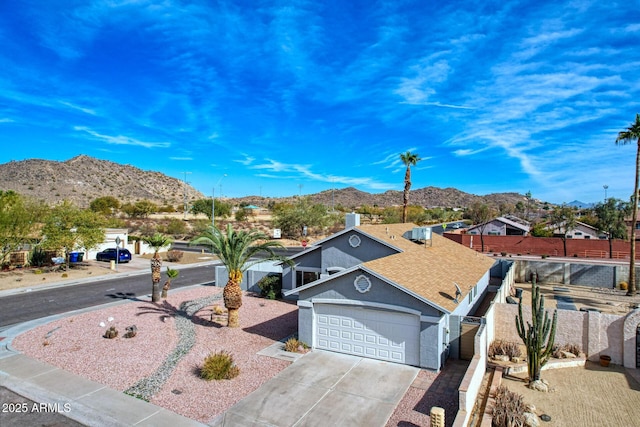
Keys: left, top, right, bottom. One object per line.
{"left": 320, "top": 230, "right": 397, "bottom": 272}
{"left": 514, "top": 260, "right": 631, "bottom": 288}
{"left": 421, "top": 320, "right": 443, "bottom": 370}
{"left": 493, "top": 304, "right": 630, "bottom": 366}
{"left": 297, "top": 270, "right": 442, "bottom": 317}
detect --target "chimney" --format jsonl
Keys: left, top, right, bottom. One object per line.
{"left": 345, "top": 212, "right": 360, "bottom": 228}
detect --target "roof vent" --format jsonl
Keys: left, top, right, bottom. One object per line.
{"left": 345, "top": 212, "right": 360, "bottom": 228}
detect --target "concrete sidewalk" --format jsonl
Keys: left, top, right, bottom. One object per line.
{"left": 0, "top": 352, "right": 206, "bottom": 427}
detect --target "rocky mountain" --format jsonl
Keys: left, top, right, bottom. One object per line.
{"left": 0, "top": 155, "right": 531, "bottom": 209}
{"left": 0, "top": 155, "right": 204, "bottom": 207}
{"left": 229, "top": 186, "right": 530, "bottom": 210}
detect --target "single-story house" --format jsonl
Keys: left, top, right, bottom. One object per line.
{"left": 548, "top": 221, "right": 608, "bottom": 240}
{"left": 282, "top": 219, "right": 496, "bottom": 371}
{"left": 467, "top": 216, "right": 530, "bottom": 236}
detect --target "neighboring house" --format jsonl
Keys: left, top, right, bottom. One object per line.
{"left": 282, "top": 220, "right": 496, "bottom": 371}
{"left": 548, "top": 221, "right": 608, "bottom": 240}
{"left": 467, "top": 216, "right": 530, "bottom": 236}
{"left": 85, "top": 228, "right": 129, "bottom": 260}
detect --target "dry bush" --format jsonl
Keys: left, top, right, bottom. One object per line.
{"left": 489, "top": 339, "right": 522, "bottom": 358}
{"left": 166, "top": 250, "right": 184, "bottom": 262}
{"left": 492, "top": 385, "right": 526, "bottom": 427}
{"left": 200, "top": 351, "right": 240, "bottom": 380}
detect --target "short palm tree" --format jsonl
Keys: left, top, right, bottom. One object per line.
{"left": 616, "top": 113, "right": 640, "bottom": 296}
{"left": 400, "top": 151, "right": 422, "bottom": 223}
{"left": 142, "top": 233, "right": 173, "bottom": 302}
{"left": 190, "top": 224, "right": 290, "bottom": 327}
{"left": 161, "top": 267, "right": 179, "bottom": 299}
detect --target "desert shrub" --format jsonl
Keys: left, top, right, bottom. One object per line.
{"left": 492, "top": 385, "right": 525, "bottom": 427}
{"left": 257, "top": 274, "right": 282, "bottom": 299}
{"left": 284, "top": 337, "right": 309, "bottom": 353}
{"left": 200, "top": 351, "right": 240, "bottom": 380}
{"left": 488, "top": 339, "right": 522, "bottom": 359}
{"left": 166, "top": 250, "right": 184, "bottom": 262}
{"left": 30, "top": 247, "right": 48, "bottom": 267}
{"left": 501, "top": 251, "right": 507, "bottom": 256}
{"left": 552, "top": 343, "right": 582, "bottom": 358}
{"left": 619, "top": 281, "right": 628, "bottom": 291}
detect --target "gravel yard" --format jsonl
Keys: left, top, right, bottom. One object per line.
{"left": 11, "top": 286, "right": 299, "bottom": 423}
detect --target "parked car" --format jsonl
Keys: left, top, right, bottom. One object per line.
{"left": 96, "top": 248, "right": 132, "bottom": 263}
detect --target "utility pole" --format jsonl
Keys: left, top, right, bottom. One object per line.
{"left": 603, "top": 185, "right": 608, "bottom": 202}
{"left": 213, "top": 174, "right": 227, "bottom": 228}
{"left": 182, "top": 172, "right": 192, "bottom": 220}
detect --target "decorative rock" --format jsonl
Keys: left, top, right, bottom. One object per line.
{"left": 511, "top": 356, "right": 523, "bottom": 363}
{"left": 523, "top": 412, "right": 540, "bottom": 427}
{"left": 528, "top": 380, "right": 549, "bottom": 392}
{"left": 494, "top": 355, "right": 510, "bottom": 362}
{"left": 540, "top": 414, "right": 552, "bottom": 422}
{"left": 561, "top": 351, "right": 576, "bottom": 358}
{"left": 525, "top": 403, "right": 536, "bottom": 413}
{"left": 104, "top": 326, "right": 118, "bottom": 339}
{"left": 124, "top": 325, "right": 138, "bottom": 338}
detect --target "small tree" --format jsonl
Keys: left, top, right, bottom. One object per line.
{"left": 594, "top": 198, "right": 630, "bottom": 259}
{"left": 548, "top": 204, "right": 577, "bottom": 256}
{"left": 142, "top": 233, "right": 172, "bottom": 302}
{"left": 0, "top": 191, "right": 45, "bottom": 266}
{"left": 41, "top": 201, "right": 105, "bottom": 270}
{"left": 515, "top": 276, "right": 557, "bottom": 386}
{"left": 161, "top": 267, "right": 179, "bottom": 299}
{"left": 467, "top": 202, "right": 495, "bottom": 252}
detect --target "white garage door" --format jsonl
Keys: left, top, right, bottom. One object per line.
{"left": 315, "top": 304, "right": 419, "bottom": 365}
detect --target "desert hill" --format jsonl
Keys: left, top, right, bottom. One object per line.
{"left": 0, "top": 155, "right": 204, "bottom": 208}
{"left": 0, "top": 155, "right": 529, "bottom": 209}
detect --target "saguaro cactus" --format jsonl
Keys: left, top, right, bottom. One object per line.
{"left": 515, "top": 276, "right": 557, "bottom": 383}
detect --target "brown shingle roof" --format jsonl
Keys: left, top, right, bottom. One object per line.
{"left": 357, "top": 223, "right": 495, "bottom": 312}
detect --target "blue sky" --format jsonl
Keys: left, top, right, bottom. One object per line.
{"left": 1, "top": 1, "right": 639, "bottom": 204}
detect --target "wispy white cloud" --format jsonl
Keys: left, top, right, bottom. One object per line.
{"left": 74, "top": 126, "right": 170, "bottom": 149}
{"left": 250, "top": 158, "right": 395, "bottom": 190}
{"left": 169, "top": 157, "right": 193, "bottom": 161}
{"left": 59, "top": 101, "right": 96, "bottom": 116}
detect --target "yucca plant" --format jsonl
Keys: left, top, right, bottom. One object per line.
{"left": 161, "top": 267, "right": 179, "bottom": 299}
{"left": 142, "top": 233, "right": 172, "bottom": 302}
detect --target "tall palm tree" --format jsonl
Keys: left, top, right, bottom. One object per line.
{"left": 616, "top": 113, "right": 640, "bottom": 296}
{"left": 190, "top": 224, "right": 291, "bottom": 327}
{"left": 400, "top": 151, "right": 422, "bottom": 223}
{"left": 142, "top": 233, "right": 172, "bottom": 302}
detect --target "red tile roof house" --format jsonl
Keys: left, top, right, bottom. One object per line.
{"left": 282, "top": 217, "right": 496, "bottom": 371}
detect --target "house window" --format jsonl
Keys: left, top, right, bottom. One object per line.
{"left": 585, "top": 236, "right": 591, "bottom": 239}
{"left": 488, "top": 231, "right": 499, "bottom": 236}
{"left": 348, "top": 234, "right": 361, "bottom": 248}
{"left": 574, "top": 232, "right": 582, "bottom": 236}
{"left": 295, "top": 271, "right": 320, "bottom": 288}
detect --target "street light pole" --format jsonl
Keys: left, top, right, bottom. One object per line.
{"left": 212, "top": 174, "right": 227, "bottom": 229}
{"left": 603, "top": 185, "right": 608, "bottom": 202}
{"left": 181, "top": 171, "right": 192, "bottom": 220}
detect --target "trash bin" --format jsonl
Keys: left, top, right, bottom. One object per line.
{"left": 69, "top": 252, "right": 79, "bottom": 263}
{"left": 77, "top": 252, "right": 84, "bottom": 262}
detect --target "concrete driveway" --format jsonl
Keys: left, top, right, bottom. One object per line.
{"left": 211, "top": 350, "right": 419, "bottom": 427}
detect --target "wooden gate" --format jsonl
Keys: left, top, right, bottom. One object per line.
{"left": 460, "top": 317, "right": 482, "bottom": 360}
